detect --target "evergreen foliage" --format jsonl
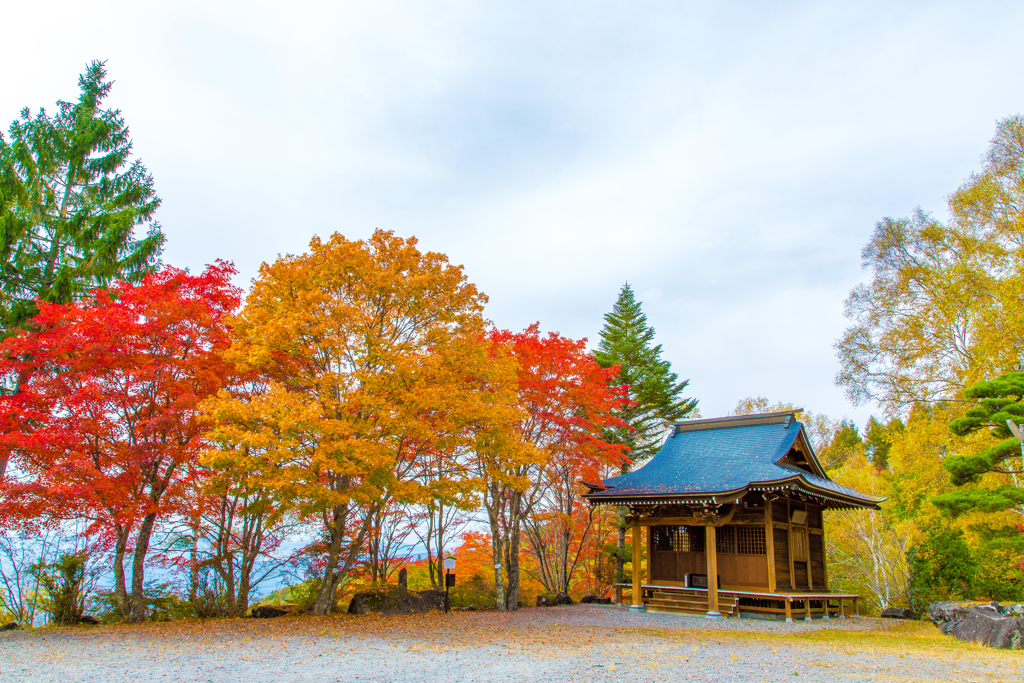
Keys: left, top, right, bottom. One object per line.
{"left": 864, "top": 416, "right": 905, "bottom": 469}
{"left": 595, "top": 283, "right": 697, "bottom": 467}
{"left": 0, "top": 60, "right": 164, "bottom": 333}
{"left": 944, "top": 371, "right": 1024, "bottom": 487}
{"left": 908, "top": 526, "right": 977, "bottom": 609}
{"left": 936, "top": 371, "right": 1024, "bottom": 552}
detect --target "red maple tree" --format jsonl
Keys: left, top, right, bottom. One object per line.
{"left": 0, "top": 263, "right": 240, "bottom": 622}
{"left": 479, "top": 324, "right": 629, "bottom": 609}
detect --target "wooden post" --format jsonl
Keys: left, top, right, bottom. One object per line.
{"left": 764, "top": 497, "right": 777, "bottom": 593}
{"left": 630, "top": 523, "right": 644, "bottom": 611}
{"left": 839, "top": 598, "right": 846, "bottom": 619}
{"left": 854, "top": 597, "right": 859, "bottom": 617}
{"left": 705, "top": 525, "right": 721, "bottom": 618}
{"left": 787, "top": 499, "right": 796, "bottom": 589}
{"left": 821, "top": 528, "right": 830, "bottom": 591}
{"left": 805, "top": 509, "right": 813, "bottom": 591}
{"left": 784, "top": 597, "right": 792, "bottom": 623}
{"left": 804, "top": 598, "right": 812, "bottom": 622}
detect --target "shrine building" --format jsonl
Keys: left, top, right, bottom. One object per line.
{"left": 584, "top": 411, "right": 881, "bottom": 621}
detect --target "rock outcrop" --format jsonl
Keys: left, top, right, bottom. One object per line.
{"left": 0, "top": 622, "right": 18, "bottom": 631}
{"left": 347, "top": 586, "right": 447, "bottom": 615}
{"left": 252, "top": 605, "right": 292, "bottom": 619}
{"left": 929, "top": 601, "right": 1024, "bottom": 649}
{"left": 880, "top": 607, "right": 915, "bottom": 619}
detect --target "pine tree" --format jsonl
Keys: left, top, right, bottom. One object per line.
{"left": 936, "top": 371, "right": 1024, "bottom": 547}
{"left": 595, "top": 283, "right": 697, "bottom": 587}
{"left": 595, "top": 283, "right": 698, "bottom": 465}
{"left": 0, "top": 60, "right": 164, "bottom": 333}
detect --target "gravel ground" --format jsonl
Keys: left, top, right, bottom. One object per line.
{"left": 1, "top": 604, "right": 1020, "bottom": 682}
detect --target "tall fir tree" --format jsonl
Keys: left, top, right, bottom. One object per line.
{"left": 0, "top": 60, "right": 164, "bottom": 334}
{"left": 595, "top": 282, "right": 698, "bottom": 465}
{"left": 595, "top": 283, "right": 698, "bottom": 587}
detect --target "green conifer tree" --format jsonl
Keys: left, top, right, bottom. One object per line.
{"left": 595, "top": 283, "right": 698, "bottom": 585}
{"left": 595, "top": 283, "right": 698, "bottom": 464}
{"left": 0, "top": 60, "right": 164, "bottom": 333}
{"left": 937, "top": 371, "right": 1024, "bottom": 547}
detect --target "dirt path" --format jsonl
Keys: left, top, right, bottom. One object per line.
{"left": 1, "top": 605, "right": 1019, "bottom": 682}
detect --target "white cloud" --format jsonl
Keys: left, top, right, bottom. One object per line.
{"left": 4, "top": 0, "right": 1024, "bottom": 427}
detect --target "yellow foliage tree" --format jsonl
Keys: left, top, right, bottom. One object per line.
{"left": 203, "top": 230, "right": 523, "bottom": 614}
{"left": 837, "top": 116, "right": 1024, "bottom": 410}
{"left": 826, "top": 452, "right": 914, "bottom": 614}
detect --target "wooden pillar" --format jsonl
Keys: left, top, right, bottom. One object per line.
{"left": 805, "top": 509, "right": 813, "bottom": 591}
{"left": 804, "top": 598, "right": 812, "bottom": 622}
{"left": 786, "top": 499, "right": 795, "bottom": 589}
{"left": 839, "top": 598, "right": 846, "bottom": 619}
{"left": 821, "top": 528, "right": 830, "bottom": 591}
{"left": 764, "top": 497, "right": 777, "bottom": 593}
{"left": 784, "top": 597, "right": 792, "bottom": 623}
{"left": 705, "top": 524, "right": 721, "bottom": 618}
{"left": 630, "top": 523, "right": 644, "bottom": 611}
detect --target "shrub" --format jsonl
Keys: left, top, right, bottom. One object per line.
{"left": 30, "top": 552, "right": 88, "bottom": 626}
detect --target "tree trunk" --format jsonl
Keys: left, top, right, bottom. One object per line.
{"left": 112, "top": 525, "right": 131, "bottom": 620}
{"left": 129, "top": 513, "right": 158, "bottom": 623}
{"left": 506, "top": 525, "right": 521, "bottom": 611}
{"left": 485, "top": 487, "right": 506, "bottom": 611}
{"left": 188, "top": 516, "right": 199, "bottom": 607}
{"left": 313, "top": 504, "right": 346, "bottom": 616}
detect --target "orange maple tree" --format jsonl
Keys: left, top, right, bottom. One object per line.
{"left": 203, "top": 230, "right": 523, "bottom": 615}
{"left": 0, "top": 263, "right": 240, "bottom": 622}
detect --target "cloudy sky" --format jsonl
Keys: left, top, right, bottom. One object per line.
{"left": 5, "top": 1, "right": 1024, "bottom": 428}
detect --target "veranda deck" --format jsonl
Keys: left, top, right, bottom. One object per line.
{"left": 615, "top": 583, "right": 860, "bottom": 621}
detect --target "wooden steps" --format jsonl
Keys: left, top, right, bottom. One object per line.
{"left": 644, "top": 590, "right": 739, "bottom": 617}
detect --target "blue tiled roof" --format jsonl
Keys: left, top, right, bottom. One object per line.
{"left": 587, "top": 419, "right": 880, "bottom": 507}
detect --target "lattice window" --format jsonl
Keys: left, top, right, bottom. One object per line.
{"left": 683, "top": 526, "right": 705, "bottom": 553}
{"left": 716, "top": 526, "right": 735, "bottom": 553}
{"left": 735, "top": 526, "right": 766, "bottom": 555}
{"left": 651, "top": 526, "right": 705, "bottom": 552}
{"left": 652, "top": 525, "right": 678, "bottom": 551}
{"left": 714, "top": 525, "right": 766, "bottom": 554}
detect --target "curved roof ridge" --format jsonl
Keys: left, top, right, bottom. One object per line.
{"left": 586, "top": 416, "right": 880, "bottom": 509}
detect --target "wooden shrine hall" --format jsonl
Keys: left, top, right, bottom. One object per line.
{"left": 583, "top": 411, "right": 882, "bottom": 621}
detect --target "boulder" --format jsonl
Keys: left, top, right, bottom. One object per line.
{"left": 928, "top": 601, "right": 973, "bottom": 626}
{"left": 943, "top": 607, "right": 1024, "bottom": 649}
{"left": 347, "top": 586, "right": 447, "bottom": 615}
{"left": 252, "top": 605, "right": 290, "bottom": 619}
{"left": 78, "top": 615, "right": 101, "bottom": 625}
{"left": 417, "top": 590, "right": 448, "bottom": 612}
{"left": 554, "top": 592, "right": 574, "bottom": 606}
{"left": 881, "top": 607, "right": 915, "bottom": 620}
{"left": 398, "top": 567, "right": 408, "bottom": 589}
{"left": 0, "top": 622, "right": 18, "bottom": 631}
